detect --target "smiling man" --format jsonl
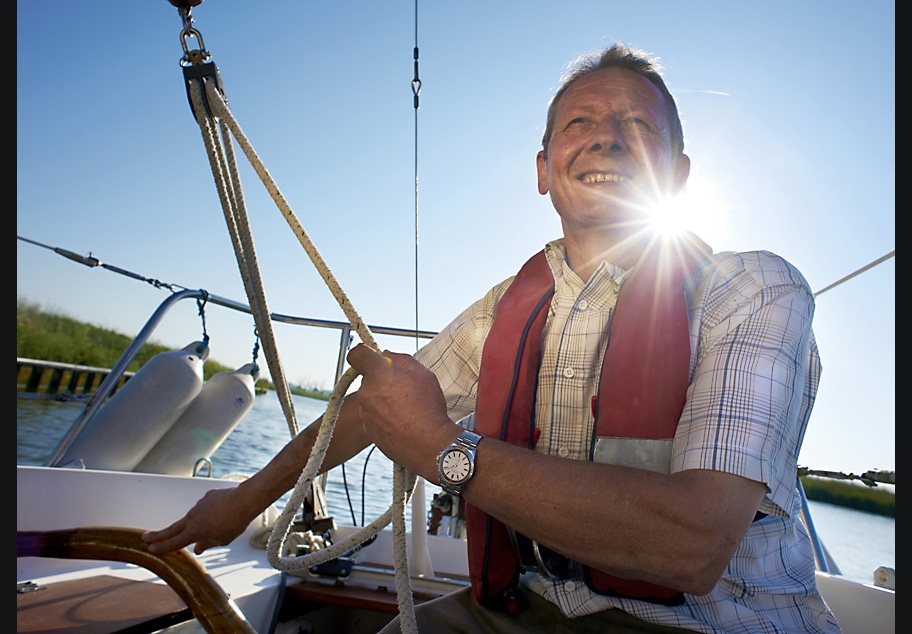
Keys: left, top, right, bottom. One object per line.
{"left": 537, "top": 64, "right": 691, "bottom": 275}
{"left": 145, "top": 43, "right": 842, "bottom": 634}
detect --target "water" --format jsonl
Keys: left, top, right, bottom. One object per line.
{"left": 18, "top": 394, "right": 894, "bottom": 587}
{"left": 209, "top": 392, "right": 423, "bottom": 528}
{"left": 17, "top": 393, "right": 437, "bottom": 535}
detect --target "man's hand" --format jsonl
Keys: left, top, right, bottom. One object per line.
{"left": 142, "top": 487, "right": 252, "bottom": 555}
{"left": 142, "top": 385, "right": 375, "bottom": 557}
{"left": 346, "top": 344, "right": 456, "bottom": 479}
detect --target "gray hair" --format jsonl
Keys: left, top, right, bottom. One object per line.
{"left": 541, "top": 43, "right": 685, "bottom": 156}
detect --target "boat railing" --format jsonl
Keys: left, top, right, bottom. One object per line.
{"left": 797, "top": 478, "right": 838, "bottom": 574}
{"left": 44, "top": 288, "right": 437, "bottom": 468}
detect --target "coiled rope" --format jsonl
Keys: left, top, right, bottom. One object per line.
{"left": 187, "top": 74, "right": 420, "bottom": 633}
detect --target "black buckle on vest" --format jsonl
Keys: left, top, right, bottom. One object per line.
{"left": 507, "top": 528, "right": 569, "bottom": 579}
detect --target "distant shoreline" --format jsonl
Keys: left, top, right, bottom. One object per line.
{"left": 800, "top": 476, "right": 894, "bottom": 518}
{"left": 260, "top": 385, "right": 330, "bottom": 402}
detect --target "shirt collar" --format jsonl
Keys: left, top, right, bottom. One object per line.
{"left": 543, "top": 238, "right": 631, "bottom": 293}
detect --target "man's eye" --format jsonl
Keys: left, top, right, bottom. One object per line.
{"left": 565, "top": 118, "right": 590, "bottom": 130}
{"left": 623, "top": 118, "right": 648, "bottom": 128}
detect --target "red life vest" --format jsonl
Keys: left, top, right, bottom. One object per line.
{"left": 467, "top": 238, "right": 710, "bottom": 611}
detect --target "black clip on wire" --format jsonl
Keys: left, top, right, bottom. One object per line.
{"left": 176, "top": 4, "right": 225, "bottom": 121}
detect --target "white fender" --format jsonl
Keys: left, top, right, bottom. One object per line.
{"left": 135, "top": 362, "right": 260, "bottom": 476}
{"left": 58, "top": 341, "right": 209, "bottom": 472}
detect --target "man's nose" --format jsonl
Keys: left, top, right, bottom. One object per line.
{"left": 590, "top": 141, "right": 623, "bottom": 153}
{"left": 589, "top": 120, "right": 624, "bottom": 154}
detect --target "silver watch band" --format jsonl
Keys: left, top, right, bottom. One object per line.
{"left": 453, "top": 429, "right": 481, "bottom": 452}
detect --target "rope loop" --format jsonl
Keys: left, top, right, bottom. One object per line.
{"left": 196, "top": 291, "right": 210, "bottom": 349}
{"left": 196, "top": 290, "right": 209, "bottom": 315}
{"left": 251, "top": 326, "right": 261, "bottom": 370}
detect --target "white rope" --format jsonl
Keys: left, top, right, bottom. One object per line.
{"left": 189, "top": 77, "right": 420, "bottom": 633}
{"left": 188, "top": 85, "right": 300, "bottom": 438}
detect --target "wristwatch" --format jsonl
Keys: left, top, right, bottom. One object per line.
{"left": 437, "top": 430, "right": 483, "bottom": 497}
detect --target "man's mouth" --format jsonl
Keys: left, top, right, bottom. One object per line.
{"left": 580, "top": 172, "right": 632, "bottom": 183}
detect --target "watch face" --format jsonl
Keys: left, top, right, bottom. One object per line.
{"left": 441, "top": 449, "right": 471, "bottom": 484}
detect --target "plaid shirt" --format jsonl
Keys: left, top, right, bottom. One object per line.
{"left": 416, "top": 239, "right": 841, "bottom": 633}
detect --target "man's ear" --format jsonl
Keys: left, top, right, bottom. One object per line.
{"left": 536, "top": 150, "right": 549, "bottom": 195}
{"left": 674, "top": 153, "right": 691, "bottom": 195}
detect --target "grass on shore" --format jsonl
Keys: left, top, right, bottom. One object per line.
{"left": 800, "top": 476, "right": 894, "bottom": 518}
{"left": 16, "top": 299, "right": 329, "bottom": 400}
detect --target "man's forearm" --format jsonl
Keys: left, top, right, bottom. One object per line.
{"left": 235, "top": 393, "right": 371, "bottom": 517}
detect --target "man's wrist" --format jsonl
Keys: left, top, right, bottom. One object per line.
{"left": 235, "top": 474, "right": 278, "bottom": 524}
{"left": 437, "top": 429, "right": 483, "bottom": 497}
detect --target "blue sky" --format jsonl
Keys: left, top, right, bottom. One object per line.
{"left": 17, "top": 1, "right": 894, "bottom": 476}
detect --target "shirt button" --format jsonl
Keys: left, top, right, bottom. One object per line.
{"left": 563, "top": 581, "right": 577, "bottom": 592}
{"left": 558, "top": 446, "right": 570, "bottom": 457}
{"left": 563, "top": 367, "right": 574, "bottom": 378}
{"left": 578, "top": 300, "right": 589, "bottom": 310}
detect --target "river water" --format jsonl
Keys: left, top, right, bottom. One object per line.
{"left": 17, "top": 393, "right": 894, "bottom": 588}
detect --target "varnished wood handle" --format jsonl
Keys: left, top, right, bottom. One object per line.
{"left": 18, "top": 526, "right": 258, "bottom": 634}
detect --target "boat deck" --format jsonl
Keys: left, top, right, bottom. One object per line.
{"left": 17, "top": 465, "right": 470, "bottom": 633}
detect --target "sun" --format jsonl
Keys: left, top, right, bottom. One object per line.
{"left": 646, "top": 173, "right": 728, "bottom": 245}
{"left": 647, "top": 196, "right": 691, "bottom": 237}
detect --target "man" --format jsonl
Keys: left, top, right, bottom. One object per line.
{"left": 144, "top": 43, "right": 841, "bottom": 633}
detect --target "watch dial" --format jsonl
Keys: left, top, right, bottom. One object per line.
{"left": 442, "top": 450, "right": 471, "bottom": 482}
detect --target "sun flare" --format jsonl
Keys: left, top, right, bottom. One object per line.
{"left": 647, "top": 174, "right": 728, "bottom": 244}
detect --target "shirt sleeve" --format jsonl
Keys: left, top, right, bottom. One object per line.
{"left": 673, "top": 251, "right": 821, "bottom": 516}
{"left": 414, "top": 277, "right": 516, "bottom": 424}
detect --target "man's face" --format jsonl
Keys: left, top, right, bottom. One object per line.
{"left": 537, "top": 67, "right": 690, "bottom": 233}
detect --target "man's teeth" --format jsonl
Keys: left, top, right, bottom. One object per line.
{"left": 581, "top": 173, "right": 630, "bottom": 183}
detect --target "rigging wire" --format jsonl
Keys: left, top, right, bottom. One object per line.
{"left": 814, "top": 250, "right": 895, "bottom": 297}
{"left": 22, "top": 232, "right": 896, "bottom": 306}
{"left": 411, "top": 0, "right": 422, "bottom": 352}
{"left": 16, "top": 235, "right": 186, "bottom": 292}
